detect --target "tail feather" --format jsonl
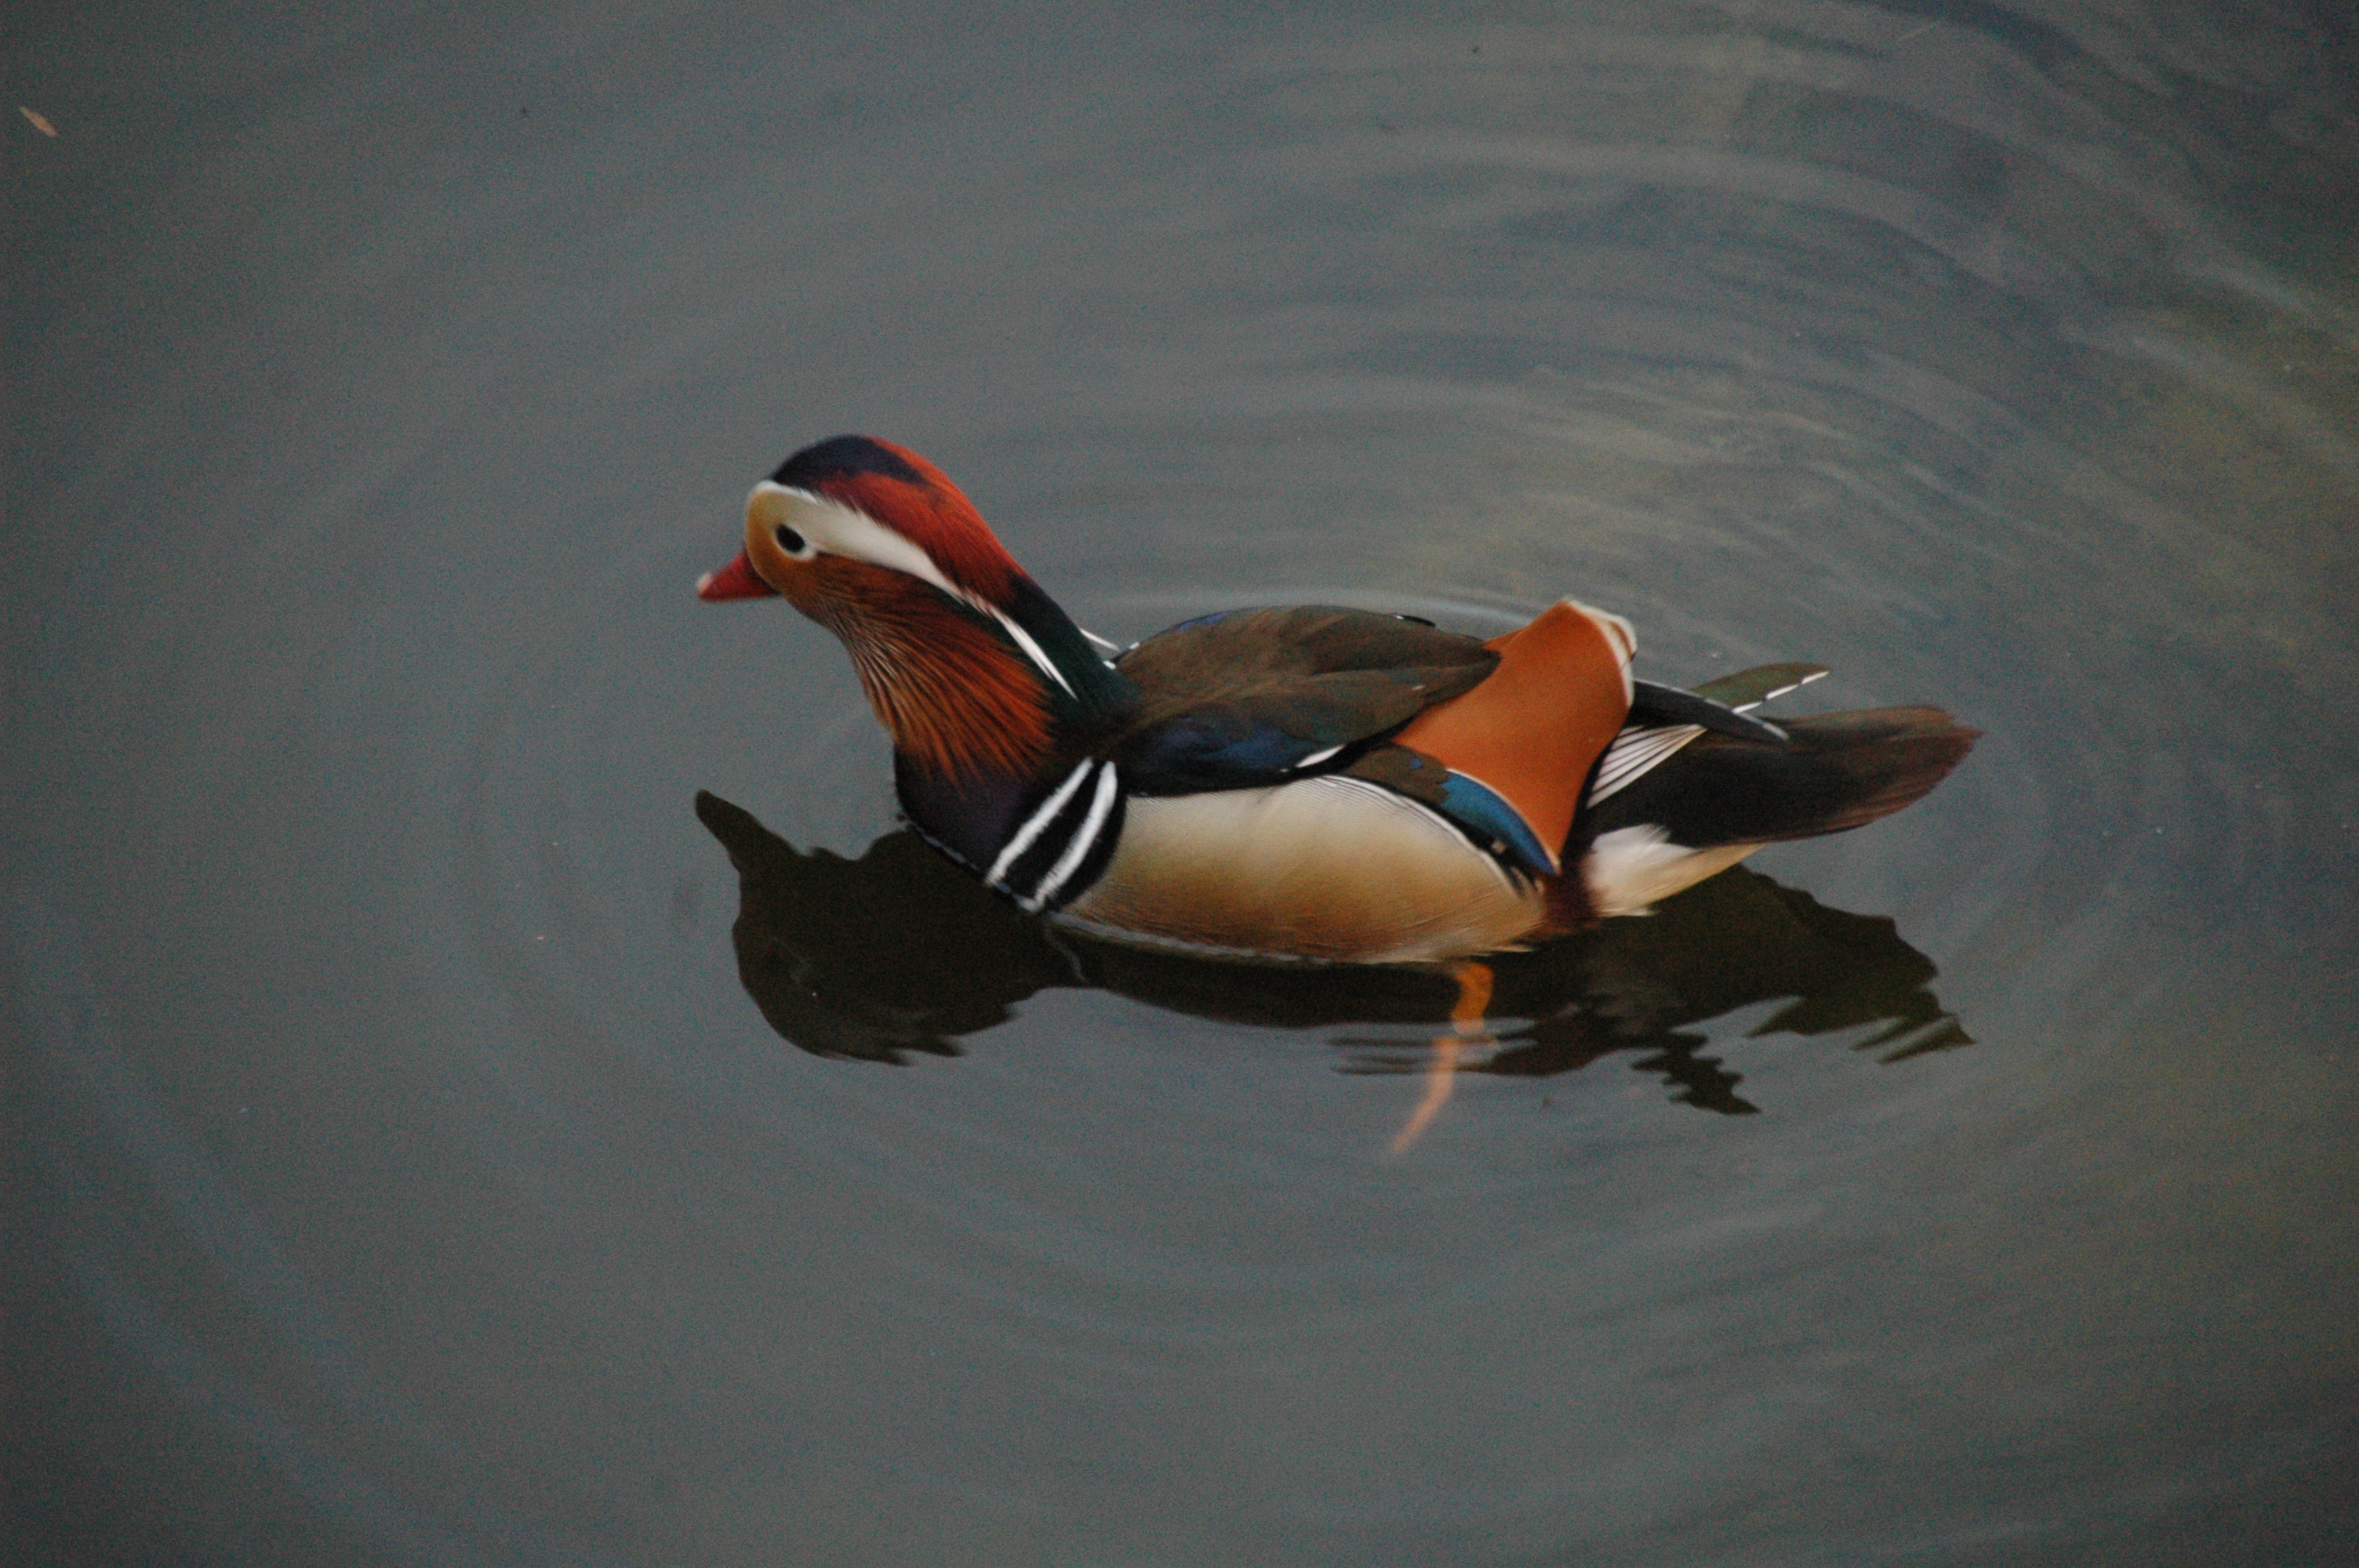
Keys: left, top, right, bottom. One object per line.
{"left": 1579, "top": 706, "right": 1979, "bottom": 850}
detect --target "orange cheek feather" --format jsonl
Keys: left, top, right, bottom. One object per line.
{"left": 791, "top": 557, "right": 1052, "bottom": 780}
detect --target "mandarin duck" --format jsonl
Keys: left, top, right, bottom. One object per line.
{"left": 697, "top": 435, "right": 1976, "bottom": 965}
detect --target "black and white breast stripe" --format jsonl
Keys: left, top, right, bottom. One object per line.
{"left": 984, "top": 760, "right": 1125, "bottom": 913}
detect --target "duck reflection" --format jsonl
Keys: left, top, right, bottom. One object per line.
{"left": 696, "top": 791, "right": 1968, "bottom": 1115}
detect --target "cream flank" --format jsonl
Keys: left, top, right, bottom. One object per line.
{"left": 1059, "top": 775, "right": 1549, "bottom": 964}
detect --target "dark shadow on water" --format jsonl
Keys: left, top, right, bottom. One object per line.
{"left": 696, "top": 792, "right": 1970, "bottom": 1113}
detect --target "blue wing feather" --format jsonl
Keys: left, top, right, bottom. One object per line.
{"left": 1434, "top": 772, "right": 1558, "bottom": 877}
{"left": 1122, "top": 712, "right": 1358, "bottom": 793}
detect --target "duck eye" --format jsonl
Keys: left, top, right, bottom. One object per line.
{"left": 774, "top": 524, "right": 810, "bottom": 555}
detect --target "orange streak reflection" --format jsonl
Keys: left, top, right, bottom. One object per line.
{"left": 1387, "top": 960, "right": 1494, "bottom": 1155}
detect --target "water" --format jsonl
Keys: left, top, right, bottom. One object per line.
{"left": 9, "top": 3, "right": 2356, "bottom": 1563}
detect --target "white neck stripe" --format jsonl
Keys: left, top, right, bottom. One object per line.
{"left": 990, "top": 608, "right": 1077, "bottom": 698}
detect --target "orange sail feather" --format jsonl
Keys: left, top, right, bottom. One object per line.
{"left": 1394, "top": 600, "right": 1634, "bottom": 870}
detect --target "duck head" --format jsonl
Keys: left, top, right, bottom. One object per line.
{"left": 698, "top": 436, "right": 1136, "bottom": 781}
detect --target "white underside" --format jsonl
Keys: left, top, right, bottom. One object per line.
{"left": 1582, "top": 826, "right": 1763, "bottom": 916}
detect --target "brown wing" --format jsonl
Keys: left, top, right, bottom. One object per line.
{"left": 1109, "top": 607, "right": 1498, "bottom": 796}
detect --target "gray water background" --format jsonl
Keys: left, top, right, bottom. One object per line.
{"left": 8, "top": 3, "right": 2357, "bottom": 1563}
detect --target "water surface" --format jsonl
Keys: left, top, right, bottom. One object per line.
{"left": 9, "top": 3, "right": 2357, "bottom": 1564}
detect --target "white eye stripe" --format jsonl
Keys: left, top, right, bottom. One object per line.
{"left": 747, "top": 481, "right": 1074, "bottom": 697}
{"left": 751, "top": 481, "right": 955, "bottom": 590}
